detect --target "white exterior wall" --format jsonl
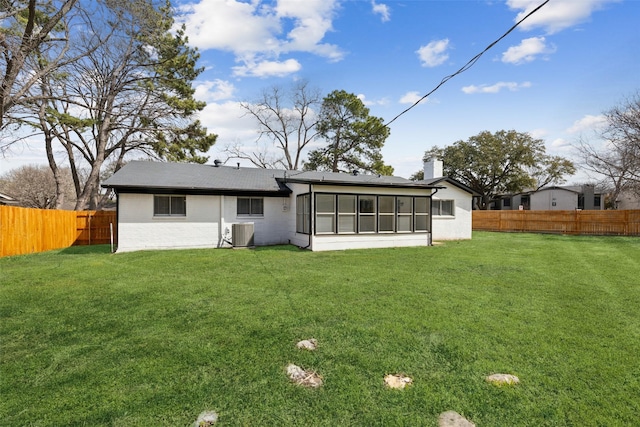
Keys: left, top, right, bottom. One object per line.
{"left": 530, "top": 189, "right": 577, "bottom": 210}
{"left": 432, "top": 185, "right": 473, "bottom": 240}
{"left": 117, "top": 193, "right": 221, "bottom": 252}
{"left": 115, "top": 180, "right": 461, "bottom": 252}
{"left": 222, "top": 195, "right": 293, "bottom": 247}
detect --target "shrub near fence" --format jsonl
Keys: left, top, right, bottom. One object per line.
{"left": 473, "top": 210, "right": 640, "bottom": 236}
{"left": 0, "top": 206, "right": 116, "bottom": 257}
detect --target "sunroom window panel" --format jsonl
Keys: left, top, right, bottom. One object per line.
{"left": 359, "top": 216, "right": 376, "bottom": 232}
{"left": 379, "top": 215, "right": 394, "bottom": 232}
{"left": 397, "top": 215, "right": 412, "bottom": 232}
{"left": 296, "top": 194, "right": 311, "bottom": 234}
{"left": 397, "top": 196, "right": 412, "bottom": 214}
{"left": 415, "top": 215, "right": 428, "bottom": 232}
{"left": 316, "top": 194, "right": 335, "bottom": 213}
{"left": 338, "top": 215, "right": 356, "bottom": 233}
{"left": 359, "top": 196, "right": 375, "bottom": 213}
{"left": 379, "top": 196, "right": 394, "bottom": 213}
{"left": 316, "top": 215, "right": 335, "bottom": 233}
{"left": 338, "top": 195, "right": 356, "bottom": 213}
{"left": 415, "top": 197, "right": 428, "bottom": 213}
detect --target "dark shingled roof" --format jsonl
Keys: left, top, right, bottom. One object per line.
{"left": 102, "top": 161, "right": 436, "bottom": 195}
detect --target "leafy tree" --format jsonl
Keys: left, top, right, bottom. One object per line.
{"left": 228, "top": 80, "right": 321, "bottom": 170}
{"left": 0, "top": 0, "right": 79, "bottom": 130}
{"left": 423, "top": 130, "right": 574, "bottom": 209}
{"left": 0, "top": 164, "right": 75, "bottom": 208}
{"left": 12, "top": 0, "right": 217, "bottom": 209}
{"left": 526, "top": 155, "right": 576, "bottom": 190}
{"left": 575, "top": 92, "right": 640, "bottom": 207}
{"left": 304, "top": 90, "right": 393, "bottom": 174}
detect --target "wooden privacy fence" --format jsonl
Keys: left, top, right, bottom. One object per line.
{"left": 0, "top": 205, "right": 116, "bottom": 257}
{"left": 473, "top": 210, "right": 640, "bottom": 236}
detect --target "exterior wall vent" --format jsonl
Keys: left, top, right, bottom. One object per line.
{"left": 232, "top": 223, "right": 254, "bottom": 248}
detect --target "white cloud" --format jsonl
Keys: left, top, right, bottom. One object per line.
{"left": 176, "top": 0, "right": 343, "bottom": 78}
{"left": 461, "top": 81, "right": 532, "bottom": 94}
{"left": 550, "top": 138, "right": 570, "bottom": 148}
{"left": 566, "top": 114, "right": 607, "bottom": 133}
{"left": 399, "top": 91, "right": 426, "bottom": 105}
{"left": 502, "top": 37, "right": 555, "bottom": 64}
{"left": 528, "top": 128, "right": 548, "bottom": 139}
{"left": 416, "top": 39, "right": 450, "bottom": 67}
{"left": 194, "top": 79, "right": 236, "bottom": 102}
{"left": 196, "top": 101, "right": 259, "bottom": 158}
{"left": 357, "top": 94, "right": 389, "bottom": 106}
{"left": 507, "top": 0, "right": 620, "bottom": 34}
{"left": 371, "top": 1, "right": 390, "bottom": 22}
{"left": 232, "top": 58, "right": 302, "bottom": 78}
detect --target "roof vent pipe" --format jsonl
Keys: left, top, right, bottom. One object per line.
{"left": 237, "top": 162, "right": 240, "bottom": 169}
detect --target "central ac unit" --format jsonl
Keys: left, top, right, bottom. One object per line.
{"left": 232, "top": 223, "right": 254, "bottom": 248}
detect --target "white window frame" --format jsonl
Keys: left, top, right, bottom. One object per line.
{"left": 153, "top": 195, "right": 186, "bottom": 217}
{"left": 432, "top": 199, "right": 455, "bottom": 217}
{"left": 414, "top": 196, "right": 429, "bottom": 232}
{"left": 296, "top": 194, "right": 311, "bottom": 234}
{"left": 337, "top": 194, "right": 357, "bottom": 234}
{"left": 358, "top": 195, "right": 376, "bottom": 233}
{"left": 315, "top": 194, "right": 336, "bottom": 234}
{"left": 237, "top": 197, "right": 264, "bottom": 217}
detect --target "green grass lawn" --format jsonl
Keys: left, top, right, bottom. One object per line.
{"left": 1, "top": 232, "right": 640, "bottom": 426}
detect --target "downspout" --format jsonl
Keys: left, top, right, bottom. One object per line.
{"left": 429, "top": 188, "right": 439, "bottom": 246}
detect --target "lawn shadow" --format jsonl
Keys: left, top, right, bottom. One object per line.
{"left": 58, "top": 245, "right": 113, "bottom": 255}
{"left": 253, "top": 244, "right": 304, "bottom": 252}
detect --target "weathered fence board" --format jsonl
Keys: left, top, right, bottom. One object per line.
{"left": 473, "top": 210, "right": 640, "bottom": 236}
{"left": 0, "top": 206, "right": 116, "bottom": 257}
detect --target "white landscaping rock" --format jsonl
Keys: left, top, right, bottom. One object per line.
{"left": 485, "top": 373, "right": 520, "bottom": 386}
{"left": 286, "top": 363, "right": 323, "bottom": 388}
{"left": 193, "top": 411, "right": 218, "bottom": 427}
{"left": 383, "top": 374, "right": 413, "bottom": 389}
{"left": 296, "top": 338, "right": 318, "bottom": 350}
{"left": 438, "top": 411, "right": 475, "bottom": 427}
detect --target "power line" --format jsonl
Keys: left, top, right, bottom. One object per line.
{"left": 385, "top": 0, "right": 550, "bottom": 127}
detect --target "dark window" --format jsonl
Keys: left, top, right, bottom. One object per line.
{"left": 432, "top": 199, "right": 454, "bottom": 216}
{"left": 154, "top": 195, "right": 186, "bottom": 216}
{"left": 378, "top": 196, "right": 395, "bottom": 232}
{"left": 358, "top": 195, "right": 376, "bottom": 233}
{"left": 296, "top": 194, "right": 311, "bottom": 234}
{"left": 237, "top": 197, "right": 264, "bottom": 216}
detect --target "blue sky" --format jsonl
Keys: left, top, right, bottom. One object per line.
{"left": 2, "top": 0, "right": 639, "bottom": 182}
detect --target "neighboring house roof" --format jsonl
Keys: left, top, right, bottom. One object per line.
{"left": 0, "top": 191, "right": 19, "bottom": 206}
{"left": 500, "top": 185, "right": 602, "bottom": 197}
{"left": 419, "top": 177, "right": 479, "bottom": 196}
{"left": 102, "top": 161, "right": 438, "bottom": 195}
